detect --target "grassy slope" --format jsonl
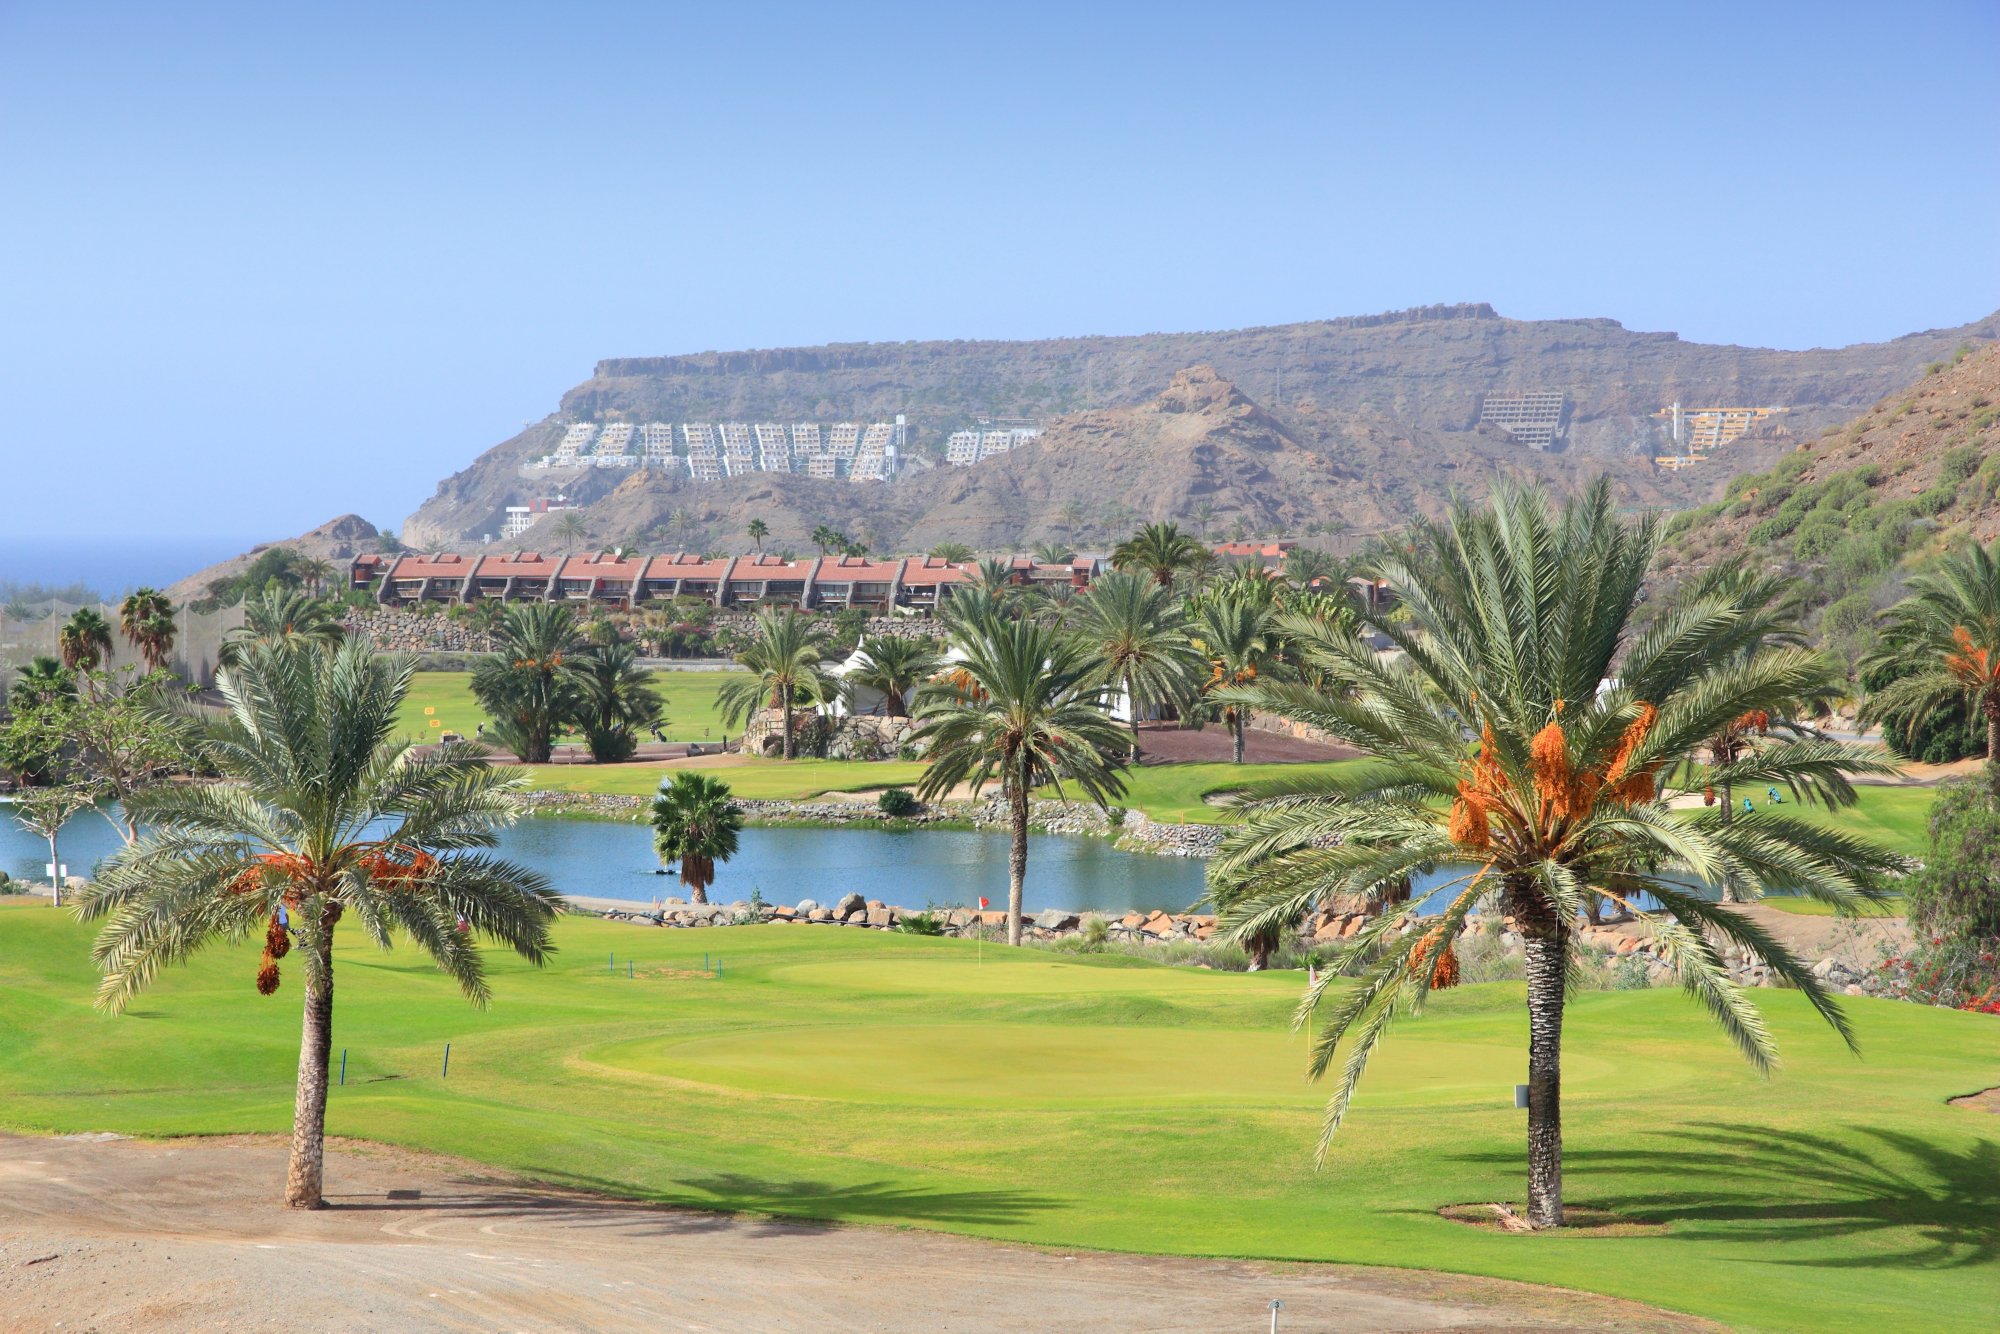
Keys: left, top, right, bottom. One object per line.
{"left": 2, "top": 906, "right": 1994, "bottom": 1331}
{"left": 395, "top": 670, "right": 740, "bottom": 745}
{"left": 519, "top": 756, "right": 929, "bottom": 800}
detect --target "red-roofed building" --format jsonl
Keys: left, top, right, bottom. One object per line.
{"left": 1212, "top": 540, "right": 1297, "bottom": 571}
{"left": 896, "top": 556, "right": 974, "bottom": 613}
{"left": 465, "top": 551, "right": 563, "bottom": 602}
{"left": 348, "top": 553, "right": 389, "bottom": 592}
{"left": 637, "top": 553, "right": 738, "bottom": 606}
{"left": 811, "top": 554, "right": 906, "bottom": 610}
{"left": 555, "top": 552, "right": 647, "bottom": 606}
{"left": 725, "top": 554, "right": 818, "bottom": 607}
{"left": 378, "top": 552, "right": 478, "bottom": 604}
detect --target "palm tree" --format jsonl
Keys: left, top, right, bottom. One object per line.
{"left": 1113, "top": 522, "right": 1207, "bottom": 589}
{"left": 747, "top": 518, "right": 769, "bottom": 551}
{"left": 1211, "top": 481, "right": 1903, "bottom": 1228}
{"left": 295, "top": 557, "right": 338, "bottom": 598}
{"left": 10, "top": 655, "right": 73, "bottom": 709}
{"left": 220, "top": 590, "right": 346, "bottom": 668}
{"left": 1193, "top": 594, "right": 1278, "bottom": 762}
{"left": 671, "top": 508, "right": 700, "bottom": 547}
{"left": 974, "top": 556, "right": 1014, "bottom": 597}
{"left": 716, "top": 608, "right": 834, "bottom": 760}
{"left": 928, "top": 542, "right": 975, "bottom": 564}
{"left": 846, "top": 634, "right": 946, "bottom": 718}
{"left": 912, "top": 615, "right": 1128, "bottom": 945}
{"left": 1190, "top": 502, "right": 1218, "bottom": 540}
{"left": 650, "top": 772, "right": 742, "bottom": 904}
{"left": 550, "top": 510, "right": 589, "bottom": 553}
{"left": 58, "top": 608, "right": 114, "bottom": 671}
{"left": 73, "top": 639, "right": 559, "bottom": 1209}
{"left": 575, "top": 642, "right": 664, "bottom": 762}
{"left": 471, "top": 603, "right": 587, "bottom": 763}
{"left": 811, "top": 524, "right": 844, "bottom": 556}
{"left": 1074, "top": 571, "right": 1205, "bottom": 761}
{"left": 1032, "top": 542, "right": 1075, "bottom": 566}
{"left": 119, "top": 589, "right": 177, "bottom": 671}
{"left": 1863, "top": 540, "right": 2000, "bottom": 765}
{"left": 1280, "top": 547, "right": 1347, "bottom": 594}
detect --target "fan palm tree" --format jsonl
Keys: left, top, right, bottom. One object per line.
{"left": 1112, "top": 522, "right": 1207, "bottom": 589}
{"left": 295, "top": 557, "right": 338, "bottom": 598}
{"left": 650, "top": 772, "right": 742, "bottom": 904}
{"left": 73, "top": 639, "right": 559, "bottom": 1209}
{"left": 575, "top": 642, "right": 664, "bottom": 762}
{"left": 10, "top": 655, "right": 74, "bottom": 709}
{"left": 1210, "top": 480, "right": 1904, "bottom": 1228}
{"left": 1074, "top": 571, "right": 1205, "bottom": 761}
{"left": 58, "top": 608, "right": 114, "bottom": 671}
{"left": 119, "top": 588, "right": 177, "bottom": 671}
{"left": 716, "top": 608, "right": 834, "bottom": 759}
{"left": 1862, "top": 539, "right": 2000, "bottom": 766}
{"left": 912, "top": 615, "right": 1128, "bottom": 945}
{"left": 746, "top": 518, "right": 769, "bottom": 551}
{"left": 928, "top": 541, "right": 975, "bottom": 564}
{"left": 1193, "top": 595, "right": 1278, "bottom": 762}
{"left": 811, "top": 524, "right": 844, "bottom": 556}
{"left": 846, "top": 634, "right": 946, "bottom": 718}
{"left": 1032, "top": 542, "right": 1075, "bottom": 566}
{"left": 471, "top": 603, "right": 587, "bottom": 763}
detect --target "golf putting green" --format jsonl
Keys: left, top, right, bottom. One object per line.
{"left": 770, "top": 953, "right": 1292, "bottom": 995}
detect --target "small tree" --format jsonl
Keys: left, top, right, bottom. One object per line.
{"left": 575, "top": 642, "right": 664, "bottom": 762}
{"left": 651, "top": 772, "right": 742, "bottom": 904}
{"left": 9, "top": 785, "right": 95, "bottom": 905}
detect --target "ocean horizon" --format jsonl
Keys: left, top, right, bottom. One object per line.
{"left": 0, "top": 535, "right": 265, "bottom": 602}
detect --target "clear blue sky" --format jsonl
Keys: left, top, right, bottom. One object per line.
{"left": 2, "top": 1, "right": 1995, "bottom": 543}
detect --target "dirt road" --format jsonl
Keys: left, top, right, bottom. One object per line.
{"left": 0, "top": 1135, "right": 1712, "bottom": 1332}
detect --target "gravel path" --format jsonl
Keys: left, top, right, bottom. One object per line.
{"left": 0, "top": 1135, "right": 1713, "bottom": 1332}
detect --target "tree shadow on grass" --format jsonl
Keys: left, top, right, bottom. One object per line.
{"left": 1450, "top": 1122, "right": 1999, "bottom": 1269}
{"left": 327, "top": 1169, "right": 1059, "bottom": 1238}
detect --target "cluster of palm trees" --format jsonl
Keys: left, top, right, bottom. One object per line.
{"left": 469, "top": 603, "right": 664, "bottom": 763}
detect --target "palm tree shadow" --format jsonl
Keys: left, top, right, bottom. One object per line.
{"left": 327, "top": 1169, "right": 1059, "bottom": 1237}
{"left": 1450, "top": 1122, "right": 1999, "bottom": 1268}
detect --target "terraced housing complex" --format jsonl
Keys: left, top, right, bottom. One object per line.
{"left": 351, "top": 551, "right": 1102, "bottom": 613}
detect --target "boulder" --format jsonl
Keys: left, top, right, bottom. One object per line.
{"left": 808, "top": 908, "right": 834, "bottom": 922}
{"left": 866, "top": 906, "right": 897, "bottom": 928}
{"left": 1035, "top": 910, "right": 1080, "bottom": 932}
{"left": 834, "top": 891, "right": 867, "bottom": 919}
{"left": 1341, "top": 916, "right": 1365, "bottom": 938}
{"left": 796, "top": 899, "right": 820, "bottom": 914}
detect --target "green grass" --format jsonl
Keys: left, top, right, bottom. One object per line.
{"left": 1052, "top": 761, "right": 1362, "bottom": 823}
{"left": 395, "top": 670, "right": 741, "bottom": 745}
{"left": 5, "top": 905, "right": 1996, "bottom": 1331}
{"left": 521, "top": 756, "right": 929, "bottom": 800}
{"left": 1792, "top": 784, "right": 1935, "bottom": 859}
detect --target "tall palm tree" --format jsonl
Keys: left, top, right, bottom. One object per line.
{"left": 1279, "top": 546, "right": 1346, "bottom": 594}
{"left": 845, "top": 634, "right": 946, "bottom": 718}
{"left": 294, "top": 557, "right": 338, "bottom": 598}
{"left": 73, "top": 639, "right": 559, "bottom": 1209}
{"left": 1193, "top": 594, "right": 1278, "bottom": 762}
{"left": 1074, "top": 570, "right": 1205, "bottom": 761}
{"left": 716, "top": 608, "right": 834, "bottom": 760}
{"left": 1112, "top": 522, "right": 1207, "bottom": 589}
{"left": 575, "top": 642, "right": 664, "bottom": 762}
{"left": 119, "top": 588, "right": 177, "bottom": 671}
{"left": 1862, "top": 539, "right": 2000, "bottom": 765}
{"left": 471, "top": 603, "right": 587, "bottom": 763}
{"left": 650, "top": 772, "right": 742, "bottom": 904}
{"left": 1211, "top": 481, "right": 1903, "bottom": 1228}
{"left": 912, "top": 615, "right": 1128, "bottom": 945}
{"left": 550, "top": 510, "right": 589, "bottom": 553}
{"left": 928, "top": 542, "right": 975, "bottom": 564}
{"left": 811, "top": 524, "right": 844, "bottom": 556}
{"left": 58, "top": 608, "right": 114, "bottom": 671}
{"left": 746, "top": 518, "right": 769, "bottom": 551}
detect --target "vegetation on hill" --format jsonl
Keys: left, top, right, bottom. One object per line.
{"left": 1659, "top": 344, "right": 2000, "bottom": 717}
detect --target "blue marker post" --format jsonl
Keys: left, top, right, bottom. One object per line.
{"left": 609, "top": 951, "right": 615, "bottom": 973}
{"left": 628, "top": 960, "right": 634, "bottom": 979}
{"left": 441, "top": 1043, "right": 451, "bottom": 1079}
{"left": 339, "top": 1048, "right": 347, "bottom": 1087}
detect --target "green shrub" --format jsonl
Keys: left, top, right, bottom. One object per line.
{"left": 877, "top": 787, "right": 921, "bottom": 818}
{"left": 897, "top": 910, "right": 946, "bottom": 935}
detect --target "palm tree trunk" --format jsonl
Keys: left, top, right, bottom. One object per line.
{"left": 1232, "top": 711, "right": 1247, "bottom": 763}
{"left": 285, "top": 941, "right": 334, "bottom": 1209}
{"left": 781, "top": 682, "right": 795, "bottom": 760}
{"left": 1985, "top": 700, "right": 2000, "bottom": 771}
{"left": 1717, "top": 781, "right": 1739, "bottom": 903}
{"left": 1129, "top": 712, "right": 1142, "bottom": 764}
{"left": 1522, "top": 926, "right": 1566, "bottom": 1229}
{"left": 1007, "top": 772, "right": 1029, "bottom": 947}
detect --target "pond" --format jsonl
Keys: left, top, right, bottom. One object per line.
{"left": 0, "top": 808, "right": 1214, "bottom": 916}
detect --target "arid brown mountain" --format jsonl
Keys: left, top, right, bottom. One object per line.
{"left": 405, "top": 304, "right": 2000, "bottom": 553}
{"left": 167, "top": 514, "right": 384, "bottom": 603}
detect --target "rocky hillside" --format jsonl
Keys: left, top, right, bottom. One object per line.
{"left": 166, "top": 514, "right": 385, "bottom": 603}
{"left": 405, "top": 303, "right": 2000, "bottom": 552}
{"left": 1657, "top": 343, "right": 2000, "bottom": 648}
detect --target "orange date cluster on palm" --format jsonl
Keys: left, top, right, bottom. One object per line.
{"left": 232, "top": 847, "right": 437, "bottom": 994}
{"left": 1447, "top": 703, "right": 1660, "bottom": 851}
{"left": 1946, "top": 625, "right": 2000, "bottom": 687}
{"left": 1406, "top": 927, "right": 1461, "bottom": 990}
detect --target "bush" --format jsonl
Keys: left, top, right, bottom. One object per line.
{"left": 897, "top": 910, "right": 945, "bottom": 935}
{"left": 1862, "top": 658, "right": 1983, "bottom": 763}
{"left": 1104, "top": 805, "right": 1127, "bottom": 828}
{"left": 877, "top": 787, "right": 921, "bottom": 817}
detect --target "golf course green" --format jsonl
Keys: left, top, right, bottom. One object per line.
{"left": 3, "top": 903, "right": 1994, "bottom": 1330}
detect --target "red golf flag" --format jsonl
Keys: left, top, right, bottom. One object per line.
{"left": 978, "top": 897, "right": 989, "bottom": 909}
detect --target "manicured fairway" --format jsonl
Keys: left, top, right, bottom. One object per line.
{"left": 520, "top": 756, "right": 929, "bottom": 800}
{"left": 394, "top": 670, "right": 740, "bottom": 745}
{"left": 4, "top": 904, "right": 1996, "bottom": 1331}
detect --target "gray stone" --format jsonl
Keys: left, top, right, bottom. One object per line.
{"left": 1035, "top": 910, "right": 1081, "bottom": 932}
{"left": 834, "top": 891, "right": 867, "bottom": 918}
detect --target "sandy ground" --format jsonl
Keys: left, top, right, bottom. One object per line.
{"left": 0, "top": 1135, "right": 1714, "bottom": 1333}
